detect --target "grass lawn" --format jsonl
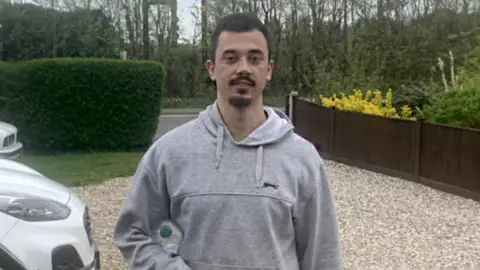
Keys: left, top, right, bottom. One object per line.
{"left": 18, "top": 151, "right": 144, "bottom": 187}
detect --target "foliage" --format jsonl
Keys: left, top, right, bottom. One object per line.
{"left": 458, "top": 34, "right": 480, "bottom": 82}
{"left": 393, "top": 50, "right": 465, "bottom": 117}
{"left": 320, "top": 89, "right": 415, "bottom": 120}
{"left": 423, "top": 79, "right": 480, "bottom": 130}
{"left": 2, "top": 1, "right": 480, "bottom": 104}
{"left": 0, "top": 3, "right": 120, "bottom": 61}
{"left": 0, "top": 62, "right": 8, "bottom": 112}
{"left": 419, "top": 46, "right": 480, "bottom": 130}
{"left": 2, "top": 58, "right": 164, "bottom": 154}
{"left": 0, "top": 62, "right": 17, "bottom": 116}
{"left": 392, "top": 82, "right": 443, "bottom": 111}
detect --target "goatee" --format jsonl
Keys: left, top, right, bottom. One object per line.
{"left": 228, "top": 96, "right": 252, "bottom": 108}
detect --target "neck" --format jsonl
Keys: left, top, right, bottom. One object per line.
{"left": 216, "top": 99, "right": 266, "bottom": 138}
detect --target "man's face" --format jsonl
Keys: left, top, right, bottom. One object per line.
{"left": 205, "top": 30, "right": 274, "bottom": 109}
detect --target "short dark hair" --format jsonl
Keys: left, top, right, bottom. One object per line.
{"left": 210, "top": 12, "right": 271, "bottom": 62}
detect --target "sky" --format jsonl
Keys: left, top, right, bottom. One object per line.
{"left": 178, "top": 0, "right": 197, "bottom": 39}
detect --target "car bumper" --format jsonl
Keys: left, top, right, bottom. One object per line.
{"left": 0, "top": 142, "right": 23, "bottom": 160}
{"left": 0, "top": 241, "right": 100, "bottom": 270}
{"left": 0, "top": 192, "right": 100, "bottom": 270}
{"left": 81, "top": 243, "right": 101, "bottom": 270}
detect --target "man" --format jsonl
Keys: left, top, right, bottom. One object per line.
{"left": 113, "top": 12, "right": 343, "bottom": 270}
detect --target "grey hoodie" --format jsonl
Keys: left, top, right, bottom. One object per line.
{"left": 113, "top": 103, "right": 343, "bottom": 270}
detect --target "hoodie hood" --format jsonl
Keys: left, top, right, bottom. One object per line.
{"left": 198, "top": 102, "right": 294, "bottom": 146}
{"left": 198, "top": 102, "right": 294, "bottom": 186}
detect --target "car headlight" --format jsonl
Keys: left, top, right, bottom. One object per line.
{"left": 0, "top": 192, "right": 71, "bottom": 222}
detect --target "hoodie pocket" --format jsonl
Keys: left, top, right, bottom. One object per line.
{"left": 186, "top": 260, "right": 277, "bottom": 270}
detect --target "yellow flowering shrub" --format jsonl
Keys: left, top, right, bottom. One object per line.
{"left": 320, "top": 89, "right": 415, "bottom": 120}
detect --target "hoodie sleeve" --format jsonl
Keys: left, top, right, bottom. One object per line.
{"left": 113, "top": 151, "right": 191, "bottom": 270}
{"left": 294, "top": 158, "right": 343, "bottom": 270}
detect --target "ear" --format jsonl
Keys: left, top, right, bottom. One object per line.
{"left": 266, "top": 59, "right": 275, "bottom": 81}
{"left": 205, "top": 60, "right": 216, "bottom": 81}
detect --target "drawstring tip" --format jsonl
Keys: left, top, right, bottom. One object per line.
{"left": 215, "top": 159, "right": 220, "bottom": 169}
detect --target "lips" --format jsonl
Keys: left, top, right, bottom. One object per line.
{"left": 237, "top": 80, "right": 251, "bottom": 85}
{"left": 235, "top": 81, "right": 252, "bottom": 86}
{"left": 230, "top": 77, "right": 255, "bottom": 86}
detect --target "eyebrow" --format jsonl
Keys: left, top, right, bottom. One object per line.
{"left": 222, "top": 49, "right": 264, "bottom": 55}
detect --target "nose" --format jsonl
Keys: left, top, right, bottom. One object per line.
{"left": 236, "top": 57, "right": 251, "bottom": 76}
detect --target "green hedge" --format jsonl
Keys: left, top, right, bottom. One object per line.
{"left": 0, "top": 62, "right": 12, "bottom": 114}
{"left": 2, "top": 58, "right": 164, "bottom": 154}
{"left": 423, "top": 83, "right": 480, "bottom": 130}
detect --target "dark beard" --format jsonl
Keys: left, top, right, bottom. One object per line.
{"left": 227, "top": 76, "right": 255, "bottom": 109}
{"left": 228, "top": 96, "right": 252, "bottom": 108}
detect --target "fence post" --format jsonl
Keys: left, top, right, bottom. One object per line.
{"left": 414, "top": 118, "right": 424, "bottom": 178}
{"left": 285, "top": 94, "right": 290, "bottom": 117}
{"left": 120, "top": 50, "right": 127, "bottom": 60}
{"left": 288, "top": 91, "right": 298, "bottom": 125}
{"left": 330, "top": 107, "right": 336, "bottom": 156}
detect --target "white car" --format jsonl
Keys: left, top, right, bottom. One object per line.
{"left": 0, "top": 158, "right": 100, "bottom": 270}
{"left": 0, "top": 121, "right": 23, "bottom": 160}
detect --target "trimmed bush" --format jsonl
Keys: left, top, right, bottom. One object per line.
{"left": 3, "top": 58, "right": 164, "bottom": 153}
{"left": 0, "top": 61, "right": 13, "bottom": 114}
{"left": 423, "top": 84, "right": 480, "bottom": 130}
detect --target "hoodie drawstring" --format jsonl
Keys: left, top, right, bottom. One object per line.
{"left": 215, "top": 125, "right": 224, "bottom": 169}
{"left": 215, "top": 125, "right": 264, "bottom": 187}
{"left": 255, "top": 145, "right": 263, "bottom": 187}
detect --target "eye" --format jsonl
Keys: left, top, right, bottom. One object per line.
{"left": 250, "top": 56, "right": 261, "bottom": 64}
{"left": 225, "top": 56, "right": 236, "bottom": 63}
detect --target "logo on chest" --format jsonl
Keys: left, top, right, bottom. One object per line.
{"left": 261, "top": 182, "right": 279, "bottom": 190}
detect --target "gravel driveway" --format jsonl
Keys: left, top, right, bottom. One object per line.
{"left": 72, "top": 160, "right": 480, "bottom": 270}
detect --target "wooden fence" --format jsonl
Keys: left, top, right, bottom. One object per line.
{"left": 286, "top": 96, "right": 480, "bottom": 201}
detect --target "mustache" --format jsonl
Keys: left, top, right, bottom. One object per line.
{"left": 229, "top": 76, "right": 255, "bottom": 86}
